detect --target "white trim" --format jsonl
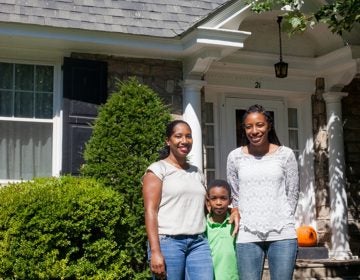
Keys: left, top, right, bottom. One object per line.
{"left": 0, "top": 117, "right": 53, "bottom": 123}
{"left": 288, "top": 96, "right": 317, "bottom": 229}
{"left": 0, "top": 22, "right": 250, "bottom": 60}
{"left": 183, "top": 27, "right": 250, "bottom": 50}
{"left": 52, "top": 63, "right": 63, "bottom": 177}
{"left": 200, "top": 0, "right": 251, "bottom": 30}
{"left": 204, "top": 91, "right": 222, "bottom": 179}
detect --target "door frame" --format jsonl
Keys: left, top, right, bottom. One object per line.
{"left": 206, "top": 88, "right": 316, "bottom": 227}
{"left": 219, "top": 96, "right": 288, "bottom": 179}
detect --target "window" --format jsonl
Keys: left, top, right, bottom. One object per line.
{"left": 288, "top": 108, "right": 299, "bottom": 157}
{"left": 204, "top": 102, "right": 215, "bottom": 184}
{"left": 0, "top": 62, "right": 54, "bottom": 180}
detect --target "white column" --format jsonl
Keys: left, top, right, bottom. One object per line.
{"left": 323, "top": 91, "right": 352, "bottom": 260}
{"left": 182, "top": 79, "right": 206, "bottom": 170}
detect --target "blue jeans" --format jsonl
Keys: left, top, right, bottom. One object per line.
{"left": 147, "top": 234, "right": 213, "bottom": 280}
{"left": 236, "top": 239, "right": 298, "bottom": 280}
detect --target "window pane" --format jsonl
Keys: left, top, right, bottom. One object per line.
{"left": 0, "top": 121, "right": 52, "bottom": 180}
{"left": 0, "top": 62, "right": 13, "bottom": 89}
{"left": 236, "top": 109, "right": 246, "bottom": 147}
{"left": 206, "top": 147, "right": 215, "bottom": 169}
{"left": 35, "top": 92, "right": 53, "bottom": 118}
{"left": 206, "top": 171, "right": 215, "bottom": 186}
{"left": 15, "top": 64, "right": 34, "bottom": 91}
{"left": 15, "top": 91, "right": 34, "bottom": 117}
{"left": 289, "top": 130, "right": 299, "bottom": 150}
{"left": 0, "top": 90, "right": 13, "bottom": 116}
{"left": 204, "top": 102, "right": 214, "bottom": 123}
{"left": 288, "top": 108, "right": 298, "bottom": 128}
{"left": 1, "top": 63, "right": 54, "bottom": 119}
{"left": 205, "top": 125, "right": 214, "bottom": 146}
{"left": 36, "top": 65, "right": 53, "bottom": 92}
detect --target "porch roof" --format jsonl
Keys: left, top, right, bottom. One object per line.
{"left": 0, "top": 0, "right": 234, "bottom": 38}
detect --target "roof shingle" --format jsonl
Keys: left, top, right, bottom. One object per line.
{"left": 0, "top": 0, "right": 231, "bottom": 37}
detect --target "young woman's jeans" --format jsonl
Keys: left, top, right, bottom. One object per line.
{"left": 236, "top": 238, "right": 298, "bottom": 280}
{"left": 147, "top": 234, "right": 213, "bottom": 280}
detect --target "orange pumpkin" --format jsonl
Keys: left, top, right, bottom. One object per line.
{"left": 296, "top": 225, "right": 318, "bottom": 247}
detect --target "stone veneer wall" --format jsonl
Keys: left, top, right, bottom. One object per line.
{"left": 312, "top": 78, "right": 332, "bottom": 246}
{"left": 342, "top": 74, "right": 360, "bottom": 257}
{"left": 70, "top": 53, "right": 183, "bottom": 115}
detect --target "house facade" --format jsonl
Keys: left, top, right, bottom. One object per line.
{"left": 0, "top": 0, "right": 359, "bottom": 259}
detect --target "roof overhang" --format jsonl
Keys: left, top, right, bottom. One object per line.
{"left": 0, "top": 19, "right": 249, "bottom": 60}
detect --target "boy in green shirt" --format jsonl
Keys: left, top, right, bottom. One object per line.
{"left": 206, "top": 179, "right": 239, "bottom": 280}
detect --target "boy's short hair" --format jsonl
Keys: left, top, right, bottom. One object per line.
{"left": 207, "top": 179, "right": 231, "bottom": 197}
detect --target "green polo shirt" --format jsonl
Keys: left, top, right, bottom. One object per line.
{"left": 206, "top": 213, "right": 239, "bottom": 280}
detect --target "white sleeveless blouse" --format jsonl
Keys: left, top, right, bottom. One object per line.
{"left": 146, "top": 160, "right": 206, "bottom": 235}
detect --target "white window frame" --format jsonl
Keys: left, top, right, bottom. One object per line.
{"left": 0, "top": 55, "right": 62, "bottom": 184}
{"left": 204, "top": 90, "right": 222, "bottom": 180}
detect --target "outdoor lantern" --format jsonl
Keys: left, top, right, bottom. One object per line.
{"left": 274, "top": 16, "right": 288, "bottom": 78}
{"left": 274, "top": 61, "right": 288, "bottom": 78}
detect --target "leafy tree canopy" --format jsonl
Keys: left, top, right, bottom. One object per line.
{"left": 246, "top": 0, "right": 360, "bottom": 35}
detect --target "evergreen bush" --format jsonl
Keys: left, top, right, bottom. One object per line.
{"left": 0, "top": 176, "right": 134, "bottom": 279}
{"left": 81, "top": 77, "right": 172, "bottom": 277}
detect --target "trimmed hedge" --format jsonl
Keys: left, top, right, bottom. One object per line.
{"left": 81, "top": 77, "right": 172, "bottom": 277}
{"left": 0, "top": 176, "right": 134, "bottom": 279}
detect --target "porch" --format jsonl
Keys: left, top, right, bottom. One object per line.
{"left": 263, "top": 250, "right": 360, "bottom": 280}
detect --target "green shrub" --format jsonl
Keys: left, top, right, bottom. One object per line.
{"left": 0, "top": 176, "right": 135, "bottom": 279}
{"left": 81, "top": 77, "right": 172, "bottom": 277}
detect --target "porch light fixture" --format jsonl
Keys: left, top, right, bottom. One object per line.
{"left": 274, "top": 16, "right": 288, "bottom": 78}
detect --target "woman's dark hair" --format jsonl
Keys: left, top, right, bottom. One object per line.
{"left": 158, "top": 120, "right": 191, "bottom": 160}
{"left": 238, "top": 104, "right": 281, "bottom": 146}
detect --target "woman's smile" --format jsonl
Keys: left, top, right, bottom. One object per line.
{"left": 244, "top": 112, "right": 270, "bottom": 148}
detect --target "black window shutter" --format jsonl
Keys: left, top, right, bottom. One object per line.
{"left": 62, "top": 57, "right": 107, "bottom": 175}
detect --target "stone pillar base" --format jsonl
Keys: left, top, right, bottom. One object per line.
{"left": 329, "top": 250, "right": 353, "bottom": 260}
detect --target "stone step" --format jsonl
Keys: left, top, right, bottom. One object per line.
{"left": 263, "top": 259, "right": 360, "bottom": 280}
{"left": 297, "top": 247, "right": 329, "bottom": 259}
{"left": 293, "top": 259, "right": 360, "bottom": 279}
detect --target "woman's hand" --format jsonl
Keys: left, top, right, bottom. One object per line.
{"left": 150, "top": 250, "right": 166, "bottom": 279}
{"left": 229, "top": 207, "right": 240, "bottom": 237}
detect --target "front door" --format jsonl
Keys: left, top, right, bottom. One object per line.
{"left": 220, "top": 97, "right": 287, "bottom": 178}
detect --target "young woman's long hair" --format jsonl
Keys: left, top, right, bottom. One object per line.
{"left": 238, "top": 104, "right": 281, "bottom": 146}
{"left": 158, "top": 120, "right": 191, "bottom": 160}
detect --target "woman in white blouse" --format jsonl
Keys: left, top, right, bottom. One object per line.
{"left": 227, "top": 104, "right": 299, "bottom": 280}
